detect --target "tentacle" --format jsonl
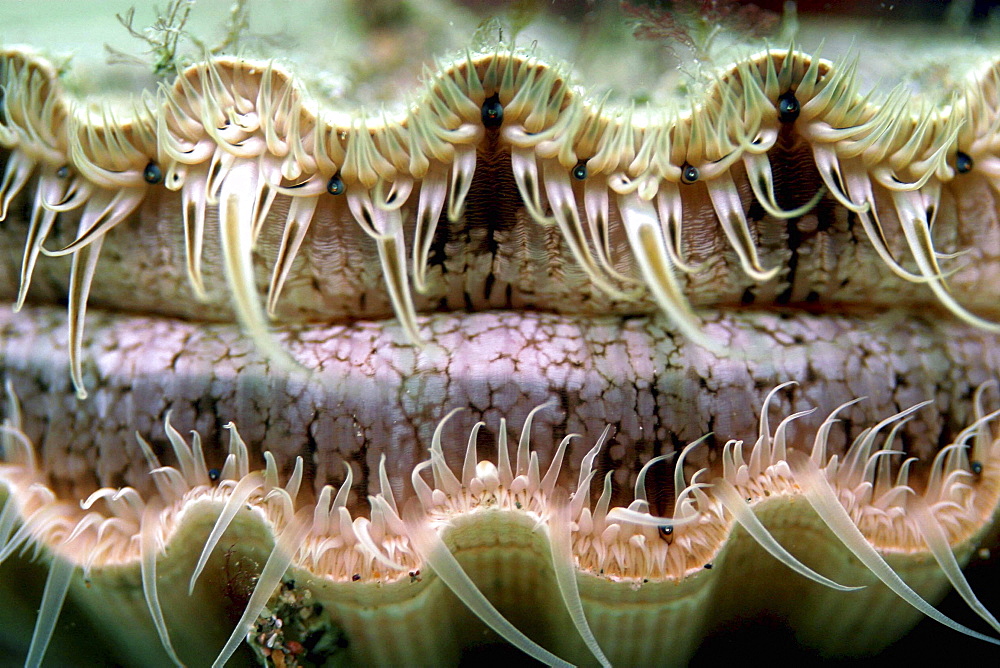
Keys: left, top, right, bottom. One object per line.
{"left": 705, "top": 171, "right": 779, "bottom": 282}
{"left": 189, "top": 471, "right": 265, "bottom": 593}
{"left": 65, "top": 234, "right": 103, "bottom": 400}
{"left": 402, "top": 501, "right": 573, "bottom": 668}
{"left": 713, "top": 478, "right": 863, "bottom": 592}
{"left": 542, "top": 160, "right": 636, "bottom": 301}
{"left": 743, "top": 151, "right": 825, "bottom": 220}
{"left": 140, "top": 505, "right": 184, "bottom": 667}
{"left": 548, "top": 492, "right": 611, "bottom": 668}
{"left": 24, "top": 554, "right": 74, "bottom": 668}
{"left": 217, "top": 158, "right": 301, "bottom": 371}
{"left": 266, "top": 194, "right": 319, "bottom": 315}
{"left": 412, "top": 168, "right": 448, "bottom": 293}
{"left": 910, "top": 499, "right": 1000, "bottom": 635}
{"left": 790, "top": 451, "right": 1000, "bottom": 645}
{"left": 14, "top": 167, "right": 70, "bottom": 311}
{"left": 212, "top": 508, "right": 313, "bottom": 668}
{"left": 617, "top": 192, "right": 713, "bottom": 350}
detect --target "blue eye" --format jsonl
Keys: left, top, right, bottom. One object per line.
{"left": 143, "top": 161, "right": 163, "bottom": 185}
{"left": 481, "top": 94, "right": 503, "bottom": 128}
{"left": 778, "top": 90, "right": 800, "bottom": 123}
{"left": 681, "top": 163, "right": 699, "bottom": 185}
{"left": 956, "top": 151, "right": 974, "bottom": 174}
{"left": 572, "top": 161, "right": 588, "bottom": 180}
{"left": 327, "top": 174, "right": 345, "bottom": 195}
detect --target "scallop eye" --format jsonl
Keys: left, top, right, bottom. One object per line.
{"left": 658, "top": 525, "right": 674, "bottom": 539}
{"left": 956, "top": 151, "right": 974, "bottom": 174}
{"left": 778, "top": 90, "right": 800, "bottom": 123}
{"left": 208, "top": 468, "right": 220, "bottom": 482}
{"left": 143, "top": 161, "right": 163, "bottom": 185}
{"left": 571, "top": 161, "right": 588, "bottom": 180}
{"left": 680, "top": 163, "right": 699, "bottom": 185}
{"left": 327, "top": 173, "right": 345, "bottom": 195}
{"left": 56, "top": 165, "right": 69, "bottom": 179}
{"left": 481, "top": 94, "right": 503, "bottom": 128}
